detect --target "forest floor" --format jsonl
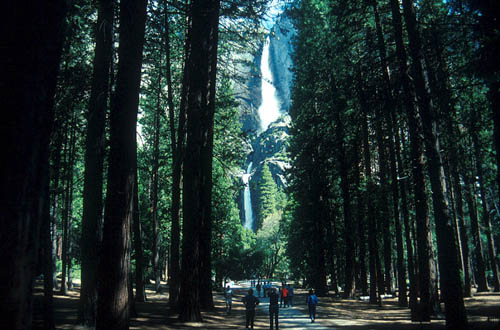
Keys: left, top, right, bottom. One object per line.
{"left": 33, "top": 280, "right": 500, "bottom": 329}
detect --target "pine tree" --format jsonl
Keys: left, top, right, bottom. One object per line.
{"left": 257, "top": 163, "right": 278, "bottom": 224}
{"left": 96, "top": 0, "right": 148, "bottom": 328}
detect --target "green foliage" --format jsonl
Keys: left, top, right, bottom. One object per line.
{"left": 256, "top": 212, "right": 289, "bottom": 279}
{"left": 256, "top": 163, "right": 278, "bottom": 224}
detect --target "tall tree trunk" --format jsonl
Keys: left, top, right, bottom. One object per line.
{"left": 60, "top": 130, "right": 70, "bottom": 295}
{"left": 166, "top": 4, "right": 188, "bottom": 308}
{"left": 377, "top": 18, "right": 407, "bottom": 303}
{"left": 463, "top": 169, "right": 489, "bottom": 292}
{"left": 491, "top": 81, "right": 500, "bottom": 215}
{"left": 371, "top": 1, "right": 395, "bottom": 295}
{"left": 152, "top": 64, "right": 162, "bottom": 294}
{"left": 330, "top": 75, "right": 355, "bottom": 298}
{"left": 128, "top": 226, "right": 137, "bottom": 317}
{"left": 327, "top": 212, "right": 340, "bottom": 295}
{"left": 359, "top": 74, "right": 378, "bottom": 303}
{"left": 50, "top": 121, "right": 65, "bottom": 290}
{"left": 374, "top": 110, "right": 392, "bottom": 296}
{"left": 199, "top": 0, "right": 220, "bottom": 309}
{"left": 435, "top": 53, "right": 473, "bottom": 297}
{"left": 0, "top": 1, "right": 66, "bottom": 328}
{"left": 391, "top": 115, "right": 407, "bottom": 306}
{"left": 472, "top": 128, "right": 500, "bottom": 292}
{"left": 133, "top": 168, "right": 146, "bottom": 302}
{"left": 425, "top": 23, "right": 474, "bottom": 298}
{"left": 389, "top": 0, "right": 435, "bottom": 321}
{"left": 96, "top": 0, "right": 148, "bottom": 328}
{"left": 455, "top": 170, "right": 472, "bottom": 297}
{"left": 60, "top": 118, "right": 76, "bottom": 295}
{"left": 42, "top": 163, "right": 56, "bottom": 330}
{"left": 401, "top": 1, "right": 467, "bottom": 327}
{"left": 354, "top": 139, "right": 368, "bottom": 296}
{"left": 80, "top": 0, "right": 113, "bottom": 324}
{"left": 332, "top": 213, "right": 340, "bottom": 295}
{"left": 67, "top": 216, "right": 73, "bottom": 291}
{"left": 396, "top": 127, "right": 418, "bottom": 308}
{"left": 308, "top": 167, "right": 328, "bottom": 296}
{"left": 179, "top": 0, "right": 220, "bottom": 321}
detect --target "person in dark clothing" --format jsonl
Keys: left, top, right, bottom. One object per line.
{"left": 287, "top": 285, "right": 294, "bottom": 306}
{"left": 242, "top": 288, "right": 260, "bottom": 330}
{"left": 269, "top": 288, "right": 279, "bottom": 330}
{"left": 306, "top": 289, "right": 319, "bottom": 323}
{"left": 256, "top": 283, "right": 262, "bottom": 297}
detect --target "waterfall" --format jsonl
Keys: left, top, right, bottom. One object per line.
{"left": 258, "top": 36, "right": 281, "bottom": 132}
{"left": 241, "top": 34, "right": 281, "bottom": 230}
{"left": 243, "top": 162, "right": 254, "bottom": 230}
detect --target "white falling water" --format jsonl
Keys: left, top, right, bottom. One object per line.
{"left": 242, "top": 35, "right": 281, "bottom": 230}
{"left": 243, "top": 162, "right": 254, "bottom": 230}
{"left": 258, "top": 36, "right": 281, "bottom": 132}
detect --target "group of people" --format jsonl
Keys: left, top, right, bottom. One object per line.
{"left": 225, "top": 283, "right": 319, "bottom": 330}
{"left": 255, "top": 281, "right": 273, "bottom": 298}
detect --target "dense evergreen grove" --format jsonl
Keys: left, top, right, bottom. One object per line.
{"left": 286, "top": 0, "right": 500, "bottom": 329}
{"left": 1, "top": 0, "right": 499, "bottom": 329}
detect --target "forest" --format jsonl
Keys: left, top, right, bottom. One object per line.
{"left": 1, "top": 0, "right": 499, "bottom": 330}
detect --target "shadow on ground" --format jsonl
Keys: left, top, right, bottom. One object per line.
{"left": 33, "top": 282, "right": 500, "bottom": 330}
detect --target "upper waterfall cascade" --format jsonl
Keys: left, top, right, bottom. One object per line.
{"left": 257, "top": 36, "right": 281, "bottom": 133}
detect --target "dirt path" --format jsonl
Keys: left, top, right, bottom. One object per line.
{"left": 34, "top": 281, "right": 500, "bottom": 329}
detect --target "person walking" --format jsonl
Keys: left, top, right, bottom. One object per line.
{"left": 287, "top": 285, "right": 294, "bottom": 306}
{"left": 306, "top": 289, "right": 319, "bottom": 322}
{"left": 269, "top": 288, "right": 279, "bottom": 330}
{"left": 242, "top": 288, "right": 260, "bottom": 330}
{"left": 281, "top": 285, "right": 288, "bottom": 308}
{"left": 224, "top": 285, "right": 233, "bottom": 314}
{"left": 256, "top": 282, "right": 262, "bottom": 298}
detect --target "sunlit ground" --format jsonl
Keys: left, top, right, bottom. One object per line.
{"left": 33, "top": 280, "right": 500, "bottom": 329}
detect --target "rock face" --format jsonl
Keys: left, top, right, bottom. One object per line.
{"left": 238, "top": 13, "right": 295, "bottom": 229}
{"left": 269, "top": 15, "right": 295, "bottom": 113}
{"left": 250, "top": 116, "right": 290, "bottom": 189}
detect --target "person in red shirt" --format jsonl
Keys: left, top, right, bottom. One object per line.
{"left": 281, "top": 286, "right": 288, "bottom": 308}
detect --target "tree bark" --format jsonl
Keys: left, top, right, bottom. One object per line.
{"left": 401, "top": 0, "right": 467, "bottom": 327}
{"left": 50, "top": 120, "right": 65, "bottom": 291}
{"left": 96, "top": 0, "right": 148, "bottom": 328}
{"left": 330, "top": 75, "right": 355, "bottom": 299}
{"left": 166, "top": 4, "right": 188, "bottom": 308}
{"left": 391, "top": 115, "right": 407, "bottom": 306}
{"left": 425, "top": 23, "right": 474, "bottom": 297}
{"left": 455, "top": 170, "right": 472, "bottom": 297}
{"left": 396, "top": 127, "right": 418, "bottom": 308}
{"left": 152, "top": 63, "right": 162, "bottom": 294}
{"left": 179, "top": 0, "right": 220, "bottom": 321}
{"left": 0, "top": 1, "right": 66, "bottom": 328}
{"left": 389, "top": 0, "right": 435, "bottom": 320}
{"left": 199, "top": 0, "right": 220, "bottom": 309}
{"left": 471, "top": 128, "right": 500, "bottom": 292}
{"left": 491, "top": 81, "right": 500, "bottom": 221}
{"left": 358, "top": 72, "right": 378, "bottom": 303}
{"left": 42, "top": 162, "right": 56, "bottom": 330}
{"left": 133, "top": 168, "right": 146, "bottom": 302}
{"left": 353, "top": 139, "right": 368, "bottom": 296}
{"left": 80, "top": 0, "right": 113, "bottom": 324}
{"left": 60, "top": 117, "right": 77, "bottom": 295}
{"left": 371, "top": 0, "right": 395, "bottom": 295}
{"left": 463, "top": 169, "right": 489, "bottom": 292}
